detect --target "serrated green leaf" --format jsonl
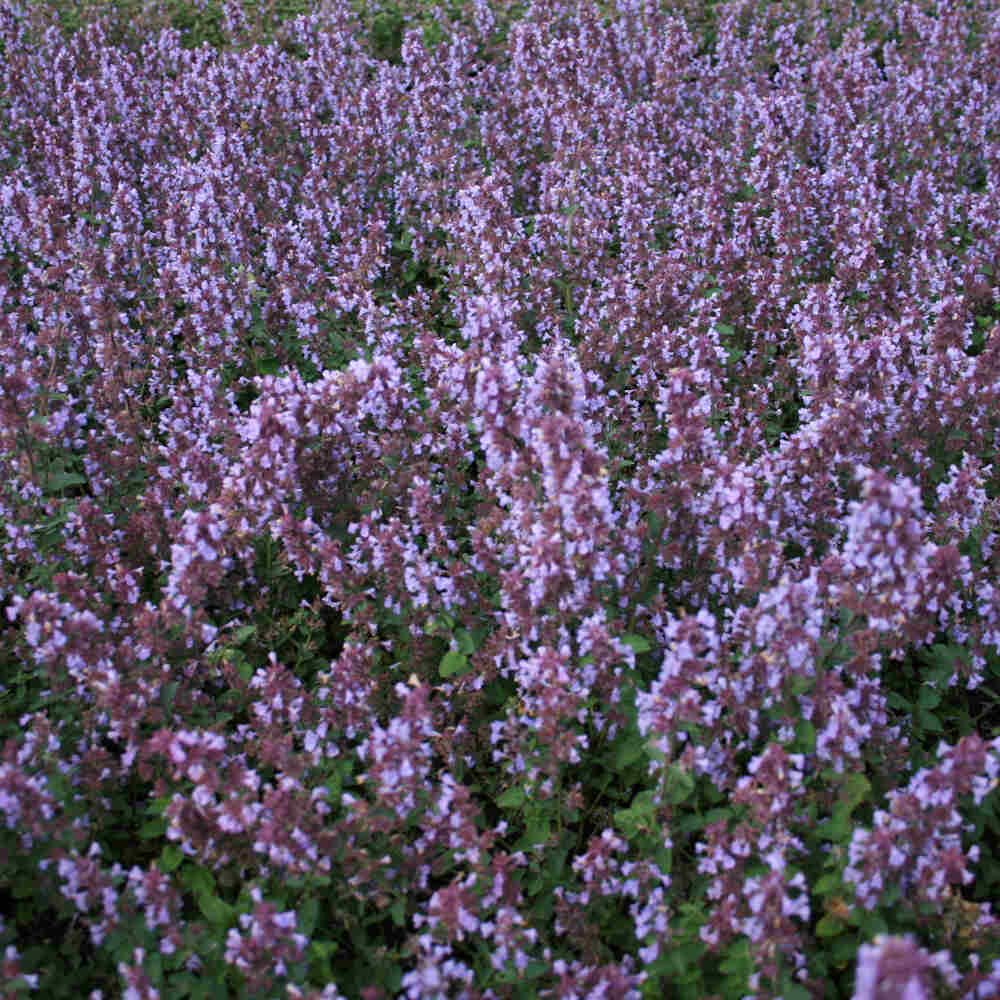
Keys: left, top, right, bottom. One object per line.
{"left": 841, "top": 772, "right": 870, "bottom": 810}
{"left": 497, "top": 785, "right": 526, "bottom": 809}
{"left": 326, "top": 772, "right": 343, "bottom": 807}
{"left": 857, "top": 911, "right": 889, "bottom": 938}
{"left": 816, "top": 914, "right": 845, "bottom": 937}
{"left": 46, "top": 469, "right": 87, "bottom": 492}
{"left": 612, "top": 734, "right": 646, "bottom": 771}
{"left": 923, "top": 643, "right": 966, "bottom": 672}
{"left": 159, "top": 680, "right": 179, "bottom": 710}
{"left": 823, "top": 813, "right": 852, "bottom": 843}
{"left": 645, "top": 737, "right": 666, "bottom": 764}
{"left": 160, "top": 844, "right": 183, "bottom": 872}
{"left": 794, "top": 720, "right": 816, "bottom": 753}
{"left": 520, "top": 960, "right": 548, "bottom": 980}
{"left": 310, "top": 940, "right": 339, "bottom": 960}
{"left": 518, "top": 815, "right": 550, "bottom": 849}
{"left": 439, "top": 649, "right": 469, "bottom": 678}
{"left": 786, "top": 674, "right": 813, "bottom": 696}
{"left": 621, "top": 634, "right": 652, "bottom": 654}
{"left": 46, "top": 770, "right": 69, "bottom": 801}
{"left": 919, "top": 712, "right": 943, "bottom": 733}
{"left": 234, "top": 624, "right": 257, "bottom": 643}
{"left": 180, "top": 863, "right": 215, "bottom": 898}
{"left": 674, "top": 806, "right": 734, "bottom": 837}
{"left": 455, "top": 629, "right": 477, "bottom": 655}
{"left": 298, "top": 897, "right": 319, "bottom": 937}
{"left": 780, "top": 981, "right": 812, "bottom": 1000}
{"left": 145, "top": 953, "right": 164, "bottom": 983}
{"left": 139, "top": 817, "right": 167, "bottom": 840}
{"left": 918, "top": 685, "right": 941, "bottom": 709}
{"left": 424, "top": 613, "right": 455, "bottom": 637}
{"left": 615, "top": 789, "right": 657, "bottom": 837}
{"left": 830, "top": 934, "right": 859, "bottom": 967}
{"left": 198, "top": 893, "right": 234, "bottom": 927}
{"left": 665, "top": 764, "right": 695, "bottom": 804}
{"left": 813, "top": 873, "right": 841, "bottom": 895}
{"left": 11, "top": 875, "right": 35, "bottom": 899}
{"left": 719, "top": 938, "right": 751, "bottom": 976}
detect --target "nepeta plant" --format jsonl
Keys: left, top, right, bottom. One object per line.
{"left": 2, "top": 0, "right": 1000, "bottom": 997}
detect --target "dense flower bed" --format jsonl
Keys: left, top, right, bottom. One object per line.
{"left": 3, "top": 0, "right": 1000, "bottom": 996}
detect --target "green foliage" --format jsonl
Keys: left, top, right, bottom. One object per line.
{"left": 18, "top": 0, "right": 241, "bottom": 53}
{"left": 368, "top": 5, "right": 407, "bottom": 63}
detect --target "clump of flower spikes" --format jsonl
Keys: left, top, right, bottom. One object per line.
{"left": 2, "top": 0, "right": 1000, "bottom": 995}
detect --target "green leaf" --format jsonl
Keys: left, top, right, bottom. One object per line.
{"left": 159, "top": 844, "right": 184, "bottom": 872}
{"left": 46, "top": 769, "right": 69, "bottom": 802}
{"left": 919, "top": 712, "right": 943, "bottom": 733}
{"left": 794, "top": 720, "right": 816, "bottom": 753}
{"left": 841, "top": 772, "right": 870, "bottom": 811}
{"left": 645, "top": 736, "right": 666, "bottom": 765}
{"left": 674, "top": 806, "right": 734, "bottom": 837}
{"left": 390, "top": 900, "right": 406, "bottom": 927}
{"left": 785, "top": 674, "right": 813, "bottom": 697}
{"left": 424, "top": 613, "right": 455, "bottom": 637}
{"left": 159, "top": 680, "right": 179, "bottom": 711}
{"left": 615, "top": 788, "right": 657, "bottom": 838}
{"left": 310, "top": 940, "right": 339, "bottom": 960}
{"left": 46, "top": 468, "right": 87, "bottom": 492}
{"left": 439, "top": 649, "right": 470, "bottom": 678}
{"left": 612, "top": 733, "right": 647, "bottom": 771}
{"left": 816, "top": 914, "right": 845, "bottom": 937}
{"left": 190, "top": 973, "right": 230, "bottom": 1000}
{"left": 621, "top": 634, "right": 652, "bottom": 654}
{"left": 780, "top": 981, "right": 812, "bottom": 1000}
{"left": 144, "top": 951, "right": 165, "bottom": 985}
{"left": 822, "top": 812, "right": 852, "bottom": 843}
{"left": 856, "top": 910, "right": 889, "bottom": 938}
{"left": 11, "top": 875, "right": 35, "bottom": 900}
{"left": 497, "top": 785, "right": 526, "bottom": 810}
{"left": 665, "top": 764, "right": 695, "bottom": 804}
{"left": 139, "top": 817, "right": 167, "bottom": 840}
{"left": 455, "top": 628, "right": 478, "bottom": 655}
{"left": 198, "top": 893, "right": 234, "bottom": 928}
{"left": 233, "top": 624, "right": 257, "bottom": 644}
{"left": 830, "top": 934, "right": 859, "bottom": 967}
{"left": 517, "top": 814, "right": 550, "bottom": 849}
{"left": 813, "top": 873, "right": 842, "bottom": 895}
{"left": 298, "top": 897, "right": 319, "bottom": 937}
{"left": 923, "top": 643, "right": 967, "bottom": 674}
{"left": 918, "top": 685, "right": 941, "bottom": 709}
{"left": 179, "top": 863, "right": 215, "bottom": 898}
{"left": 719, "top": 937, "right": 752, "bottom": 977}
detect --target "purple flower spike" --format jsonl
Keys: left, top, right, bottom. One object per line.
{"left": 853, "top": 934, "right": 957, "bottom": 1000}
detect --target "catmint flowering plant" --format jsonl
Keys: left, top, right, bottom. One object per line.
{"left": 2, "top": 0, "right": 1000, "bottom": 996}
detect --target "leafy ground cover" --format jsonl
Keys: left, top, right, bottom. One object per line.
{"left": 2, "top": 0, "right": 1000, "bottom": 996}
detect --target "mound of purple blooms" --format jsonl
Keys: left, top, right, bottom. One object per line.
{"left": 3, "top": 0, "right": 1000, "bottom": 996}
